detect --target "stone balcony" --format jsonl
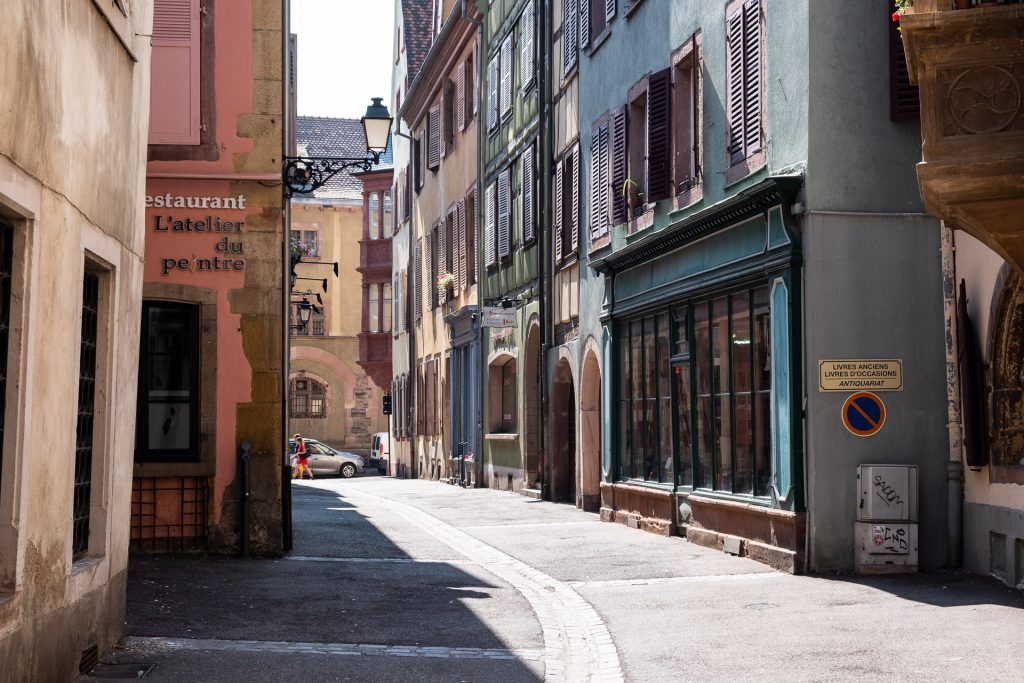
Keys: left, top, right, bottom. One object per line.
{"left": 901, "top": 1, "right": 1024, "bottom": 272}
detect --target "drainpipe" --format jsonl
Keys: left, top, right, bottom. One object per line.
{"left": 537, "top": 0, "right": 555, "bottom": 497}
{"left": 463, "top": 0, "right": 484, "bottom": 488}
{"left": 941, "top": 222, "right": 964, "bottom": 568}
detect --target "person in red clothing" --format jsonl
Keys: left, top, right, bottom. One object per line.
{"left": 292, "top": 434, "right": 313, "bottom": 480}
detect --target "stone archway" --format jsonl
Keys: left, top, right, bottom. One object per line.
{"left": 990, "top": 275, "right": 1024, "bottom": 485}
{"left": 579, "top": 346, "right": 602, "bottom": 512}
{"left": 551, "top": 358, "right": 577, "bottom": 504}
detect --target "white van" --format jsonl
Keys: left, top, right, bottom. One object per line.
{"left": 370, "top": 432, "right": 389, "bottom": 474}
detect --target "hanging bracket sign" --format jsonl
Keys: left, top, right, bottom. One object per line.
{"left": 481, "top": 306, "right": 515, "bottom": 328}
{"left": 819, "top": 359, "right": 903, "bottom": 392}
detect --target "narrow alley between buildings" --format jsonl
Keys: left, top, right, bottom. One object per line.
{"left": 83, "top": 477, "right": 1023, "bottom": 682}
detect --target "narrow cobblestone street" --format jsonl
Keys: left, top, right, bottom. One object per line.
{"left": 85, "top": 477, "right": 1024, "bottom": 682}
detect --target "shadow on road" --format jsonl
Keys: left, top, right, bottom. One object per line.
{"left": 813, "top": 570, "right": 1024, "bottom": 609}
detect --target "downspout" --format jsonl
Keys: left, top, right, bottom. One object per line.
{"left": 462, "top": 0, "right": 484, "bottom": 488}
{"left": 941, "top": 222, "right": 964, "bottom": 568}
{"left": 537, "top": 0, "right": 554, "bottom": 497}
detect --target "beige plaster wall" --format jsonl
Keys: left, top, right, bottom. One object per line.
{"left": 0, "top": 1, "right": 152, "bottom": 679}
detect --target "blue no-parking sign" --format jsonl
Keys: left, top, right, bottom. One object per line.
{"left": 841, "top": 391, "right": 886, "bottom": 437}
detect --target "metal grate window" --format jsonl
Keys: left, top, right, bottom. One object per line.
{"left": 289, "top": 377, "right": 326, "bottom": 418}
{"left": 73, "top": 271, "right": 99, "bottom": 559}
{"left": 0, "top": 223, "right": 12, "bottom": 490}
{"left": 130, "top": 476, "right": 208, "bottom": 552}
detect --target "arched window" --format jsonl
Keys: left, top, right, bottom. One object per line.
{"left": 991, "top": 279, "right": 1024, "bottom": 484}
{"left": 290, "top": 377, "right": 326, "bottom": 418}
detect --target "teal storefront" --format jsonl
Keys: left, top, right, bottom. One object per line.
{"left": 591, "top": 177, "right": 806, "bottom": 571}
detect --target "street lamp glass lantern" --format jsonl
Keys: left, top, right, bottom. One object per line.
{"left": 297, "top": 298, "right": 313, "bottom": 325}
{"left": 362, "top": 97, "right": 393, "bottom": 156}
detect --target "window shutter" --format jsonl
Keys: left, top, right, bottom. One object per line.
{"left": 598, "top": 122, "right": 610, "bottom": 235}
{"left": 465, "top": 56, "right": 476, "bottom": 124}
{"left": 429, "top": 226, "right": 438, "bottom": 309}
{"left": 888, "top": 10, "right": 919, "bottom": 121}
{"left": 439, "top": 217, "right": 448, "bottom": 285}
{"left": 445, "top": 80, "right": 456, "bottom": 155}
{"left": 456, "top": 64, "right": 466, "bottom": 132}
{"left": 488, "top": 55, "right": 499, "bottom": 131}
{"left": 564, "top": 0, "right": 578, "bottom": 73}
{"left": 520, "top": 1, "right": 535, "bottom": 92}
{"left": 726, "top": 5, "right": 745, "bottom": 165}
{"left": 610, "top": 107, "right": 628, "bottom": 225}
{"left": 523, "top": 145, "right": 535, "bottom": 243}
{"left": 571, "top": 143, "right": 581, "bottom": 254}
{"left": 606, "top": 0, "right": 616, "bottom": 22}
{"left": 579, "top": 0, "right": 589, "bottom": 50}
{"left": 416, "top": 132, "right": 426, "bottom": 190}
{"left": 150, "top": 0, "right": 201, "bottom": 145}
{"left": 485, "top": 182, "right": 496, "bottom": 267}
{"left": 742, "top": 0, "right": 762, "bottom": 155}
{"left": 428, "top": 105, "right": 441, "bottom": 169}
{"left": 457, "top": 200, "right": 468, "bottom": 291}
{"left": 590, "top": 127, "right": 601, "bottom": 239}
{"left": 647, "top": 68, "right": 673, "bottom": 202}
{"left": 500, "top": 36, "right": 513, "bottom": 118}
{"left": 554, "top": 158, "right": 564, "bottom": 263}
{"left": 467, "top": 190, "right": 477, "bottom": 284}
{"left": 414, "top": 242, "right": 422, "bottom": 321}
{"left": 497, "top": 170, "right": 511, "bottom": 259}
{"left": 439, "top": 92, "right": 447, "bottom": 160}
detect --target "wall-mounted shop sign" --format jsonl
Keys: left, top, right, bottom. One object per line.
{"left": 482, "top": 306, "right": 515, "bottom": 328}
{"left": 819, "top": 359, "right": 903, "bottom": 391}
{"left": 149, "top": 193, "right": 248, "bottom": 276}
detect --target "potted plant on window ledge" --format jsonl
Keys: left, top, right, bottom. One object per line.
{"left": 621, "top": 178, "right": 648, "bottom": 220}
{"left": 436, "top": 272, "right": 455, "bottom": 304}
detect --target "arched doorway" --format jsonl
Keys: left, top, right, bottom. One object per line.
{"left": 579, "top": 348, "right": 602, "bottom": 512}
{"left": 524, "top": 322, "right": 540, "bottom": 489}
{"left": 551, "top": 358, "right": 577, "bottom": 504}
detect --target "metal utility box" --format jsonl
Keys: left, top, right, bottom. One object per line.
{"left": 855, "top": 465, "right": 919, "bottom": 574}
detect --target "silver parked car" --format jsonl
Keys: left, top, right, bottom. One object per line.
{"left": 290, "top": 439, "right": 365, "bottom": 478}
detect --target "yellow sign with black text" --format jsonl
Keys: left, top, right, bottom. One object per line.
{"left": 819, "top": 359, "right": 903, "bottom": 392}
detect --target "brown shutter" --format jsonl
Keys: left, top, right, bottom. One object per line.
{"left": 523, "top": 145, "right": 535, "bottom": 243}
{"left": 440, "top": 89, "right": 448, "bottom": 160}
{"left": 465, "top": 56, "right": 475, "bottom": 124}
{"left": 485, "top": 182, "right": 496, "bottom": 267}
{"left": 500, "top": 35, "right": 513, "bottom": 119}
{"left": 565, "top": 0, "right": 578, "bottom": 72}
{"left": 727, "top": 4, "right": 745, "bottom": 164}
{"left": 647, "top": 68, "right": 673, "bottom": 202}
{"left": 610, "top": 107, "right": 628, "bottom": 225}
{"left": 554, "top": 158, "right": 564, "bottom": 263}
{"left": 428, "top": 105, "right": 441, "bottom": 169}
{"left": 150, "top": 0, "right": 201, "bottom": 145}
{"left": 497, "top": 170, "right": 511, "bottom": 259}
{"left": 444, "top": 79, "right": 455, "bottom": 156}
{"left": 520, "top": 1, "right": 535, "bottom": 92}
{"left": 742, "top": 0, "right": 762, "bottom": 155}
{"left": 571, "top": 142, "right": 581, "bottom": 254}
{"left": 579, "top": 0, "right": 589, "bottom": 50}
{"left": 425, "top": 229, "right": 435, "bottom": 310}
{"left": 456, "top": 63, "right": 466, "bottom": 131}
{"left": 439, "top": 216, "right": 448, "bottom": 296}
{"left": 488, "top": 55, "right": 499, "bottom": 130}
{"left": 416, "top": 132, "right": 426, "bottom": 190}
{"left": 414, "top": 241, "right": 423, "bottom": 321}
{"left": 467, "top": 190, "right": 477, "bottom": 284}
{"left": 889, "top": 9, "right": 919, "bottom": 121}
{"left": 590, "top": 126, "right": 601, "bottom": 239}
{"left": 457, "top": 200, "right": 468, "bottom": 291}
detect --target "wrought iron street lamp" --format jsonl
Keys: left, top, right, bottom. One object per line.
{"left": 282, "top": 97, "right": 393, "bottom": 197}
{"left": 290, "top": 296, "right": 314, "bottom": 332}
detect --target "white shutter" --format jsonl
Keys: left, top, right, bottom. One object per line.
{"left": 522, "top": 145, "right": 534, "bottom": 243}
{"left": 488, "top": 55, "right": 499, "bottom": 131}
{"left": 485, "top": 182, "right": 496, "bottom": 267}
{"left": 500, "top": 35, "right": 513, "bottom": 119}
{"left": 497, "top": 169, "right": 511, "bottom": 259}
{"left": 520, "top": 1, "right": 535, "bottom": 92}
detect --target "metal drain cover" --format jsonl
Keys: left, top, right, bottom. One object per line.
{"left": 83, "top": 662, "right": 156, "bottom": 679}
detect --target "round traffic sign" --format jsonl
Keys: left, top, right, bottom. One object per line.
{"left": 841, "top": 391, "right": 886, "bottom": 437}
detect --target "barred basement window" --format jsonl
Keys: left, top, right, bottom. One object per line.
{"left": 73, "top": 271, "right": 100, "bottom": 559}
{"left": 290, "top": 378, "right": 326, "bottom": 418}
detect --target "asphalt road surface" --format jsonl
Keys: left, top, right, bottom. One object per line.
{"left": 83, "top": 476, "right": 1024, "bottom": 682}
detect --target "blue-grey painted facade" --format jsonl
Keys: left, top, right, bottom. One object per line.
{"left": 577, "top": 0, "right": 947, "bottom": 572}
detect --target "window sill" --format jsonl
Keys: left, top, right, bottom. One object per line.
{"left": 670, "top": 184, "right": 703, "bottom": 214}
{"left": 724, "top": 150, "right": 767, "bottom": 188}
{"left": 626, "top": 207, "right": 655, "bottom": 235}
{"left": 134, "top": 460, "right": 214, "bottom": 478}
{"left": 587, "top": 28, "right": 612, "bottom": 57}
{"left": 562, "top": 63, "right": 579, "bottom": 85}
{"left": 624, "top": 0, "right": 647, "bottom": 19}
{"left": 686, "top": 489, "right": 776, "bottom": 509}
{"left": 485, "top": 432, "right": 518, "bottom": 441}
{"left": 71, "top": 557, "right": 103, "bottom": 576}
{"left": 557, "top": 254, "right": 579, "bottom": 271}
{"left": 589, "top": 233, "right": 611, "bottom": 254}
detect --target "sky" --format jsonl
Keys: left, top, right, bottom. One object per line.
{"left": 291, "top": 0, "right": 396, "bottom": 119}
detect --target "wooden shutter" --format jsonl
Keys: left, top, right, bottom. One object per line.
{"left": 889, "top": 10, "right": 919, "bottom": 121}
{"left": 439, "top": 216, "right": 448, "bottom": 287}
{"left": 564, "top": 0, "right": 578, "bottom": 73}
{"left": 500, "top": 36, "right": 513, "bottom": 118}
{"left": 440, "top": 86, "right": 448, "bottom": 159}
{"left": 521, "top": 1, "right": 535, "bottom": 92}
{"left": 554, "top": 158, "right": 564, "bottom": 263}
{"left": 416, "top": 132, "right": 426, "bottom": 190}
{"left": 430, "top": 225, "right": 439, "bottom": 309}
{"left": 742, "top": 0, "right": 762, "bottom": 155}
{"left": 428, "top": 105, "right": 441, "bottom": 169}
{"left": 488, "top": 55, "right": 499, "bottom": 130}
{"left": 150, "top": 0, "right": 201, "bottom": 144}
{"left": 467, "top": 190, "right": 477, "bottom": 284}
{"left": 590, "top": 126, "right": 601, "bottom": 239}
{"left": 456, "top": 64, "right": 466, "bottom": 132}
{"left": 726, "top": 4, "right": 745, "bottom": 165}
{"left": 485, "top": 182, "right": 496, "bottom": 267}
{"left": 523, "top": 145, "right": 535, "bottom": 243}
{"left": 606, "top": 0, "right": 616, "bottom": 22}
{"left": 610, "top": 107, "right": 628, "bottom": 225}
{"left": 457, "top": 200, "right": 468, "bottom": 291}
{"left": 498, "top": 170, "right": 511, "bottom": 259}
{"left": 571, "top": 142, "right": 581, "bottom": 254}
{"left": 579, "top": 0, "right": 589, "bottom": 50}
{"left": 647, "top": 68, "right": 673, "bottom": 202}
{"left": 414, "top": 242, "right": 422, "bottom": 321}
{"left": 465, "top": 56, "right": 476, "bottom": 124}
